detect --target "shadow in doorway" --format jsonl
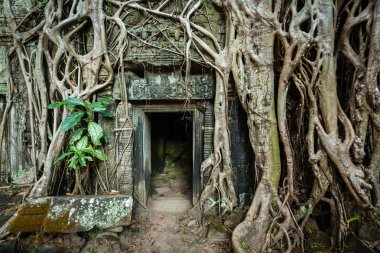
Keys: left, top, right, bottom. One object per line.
{"left": 149, "top": 112, "right": 193, "bottom": 198}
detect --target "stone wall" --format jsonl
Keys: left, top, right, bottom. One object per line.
{"left": 0, "top": 0, "right": 253, "bottom": 202}
{"left": 0, "top": 0, "right": 36, "bottom": 182}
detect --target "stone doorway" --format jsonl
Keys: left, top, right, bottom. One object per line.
{"left": 149, "top": 112, "right": 193, "bottom": 200}
{"left": 132, "top": 104, "right": 203, "bottom": 207}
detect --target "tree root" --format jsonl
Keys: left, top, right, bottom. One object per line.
{"left": 232, "top": 181, "right": 299, "bottom": 252}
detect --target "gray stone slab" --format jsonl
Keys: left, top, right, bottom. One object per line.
{"left": 9, "top": 195, "right": 133, "bottom": 233}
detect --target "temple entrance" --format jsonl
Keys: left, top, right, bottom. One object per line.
{"left": 132, "top": 104, "right": 202, "bottom": 207}
{"left": 130, "top": 106, "right": 225, "bottom": 253}
{"left": 149, "top": 112, "right": 193, "bottom": 199}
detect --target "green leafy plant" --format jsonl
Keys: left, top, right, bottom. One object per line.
{"left": 11, "top": 185, "right": 22, "bottom": 193}
{"left": 37, "top": 0, "right": 49, "bottom": 11}
{"left": 103, "top": 2, "right": 113, "bottom": 16}
{"left": 48, "top": 97, "right": 113, "bottom": 170}
{"left": 308, "top": 244, "right": 317, "bottom": 252}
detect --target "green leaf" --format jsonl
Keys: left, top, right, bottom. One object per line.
{"left": 82, "top": 148, "right": 96, "bottom": 156}
{"left": 100, "top": 98, "right": 111, "bottom": 105}
{"left": 38, "top": 0, "right": 49, "bottom": 11}
{"left": 48, "top": 101, "right": 64, "bottom": 109}
{"left": 305, "top": 227, "right": 313, "bottom": 235}
{"left": 84, "top": 156, "right": 94, "bottom": 162}
{"left": 61, "top": 112, "right": 84, "bottom": 131}
{"left": 54, "top": 152, "right": 73, "bottom": 164}
{"left": 64, "top": 98, "right": 85, "bottom": 107}
{"left": 90, "top": 102, "right": 106, "bottom": 110}
{"left": 94, "top": 150, "right": 107, "bottom": 161}
{"left": 241, "top": 242, "right": 248, "bottom": 250}
{"left": 78, "top": 157, "right": 86, "bottom": 167}
{"left": 300, "top": 206, "right": 307, "bottom": 216}
{"left": 93, "top": 108, "right": 107, "bottom": 113}
{"left": 91, "top": 104, "right": 107, "bottom": 114}
{"left": 69, "top": 155, "right": 79, "bottom": 169}
{"left": 89, "top": 101, "right": 113, "bottom": 117}
{"left": 347, "top": 215, "right": 361, "bottom": 223}
{"left": 206, "top": 197, "right": 218, "bottom": 208}
{"left": 76, "top": 136, "right": 89, "bottom": 150}
{"left": 69, "top": 128, "right": 85, "bottom": 145}
{"left": 88, "top": 121, "right": 104, "bottom": 145}
{"left": 98, "top": 110, "right": 114, "bottom": 118}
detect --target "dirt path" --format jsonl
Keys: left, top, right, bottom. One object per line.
{"left": 127, "top": 167, "right": 230, "bottom": 253}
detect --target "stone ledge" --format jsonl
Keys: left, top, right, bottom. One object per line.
{"left": 9, "top": 195, "right": 133, "bottom": 233}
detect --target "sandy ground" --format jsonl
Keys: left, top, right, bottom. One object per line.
{"left": 127, "top": 166, "right": 230, "bottom": 253}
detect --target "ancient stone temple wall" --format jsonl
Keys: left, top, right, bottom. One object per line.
{"left": 0, "top": 0, "right": 254, "bottom": 201}
{"left": 0, "top": 0, "right": 36, "bottom": 182}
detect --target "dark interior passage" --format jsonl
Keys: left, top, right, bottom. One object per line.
{"left": 149, "top": 112, "right": 193, "bottom": 197}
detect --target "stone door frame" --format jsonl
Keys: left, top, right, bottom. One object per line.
{"left": 132, "top": 103, "right": 203, "bottom": 206}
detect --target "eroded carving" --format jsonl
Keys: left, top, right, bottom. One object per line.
{"left": 114, "top": 103, "right": 134, "bottom": 195}
{"left": 127, "top": 70, "right": 214, "bottom": 100}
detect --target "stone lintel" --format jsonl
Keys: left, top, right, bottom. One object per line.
{"left": 9, "top": 195, "right": 133, "bottom": 233}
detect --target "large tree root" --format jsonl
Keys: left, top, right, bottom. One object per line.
{"left": 1, "top": 1, "right": 380, "bottom": 251}
{"left": 232, "top": 181, "right": 298, "bottom": 253}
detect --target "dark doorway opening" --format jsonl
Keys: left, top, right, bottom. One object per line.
{"left": 133, "top": 104, "right": 202, "bottom": 206}
{"left": 149, "top": 112, "right": 193, "bottom": 197}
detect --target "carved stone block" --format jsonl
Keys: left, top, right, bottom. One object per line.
{"left": 127, "top": 70, "right": 214, "bottom": 100}
{"left": 114, "top": 102, "right": 134, "bottom": 195}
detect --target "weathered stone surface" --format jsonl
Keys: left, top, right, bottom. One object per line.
{"left": 119, "top": 230, "right": 132, "bottom": 251}
{"left": 9, "top": 195, "right": 132, "bottom": 233}
{"left": 123, "top": 2, "right": 224, "bottom": 68}
{"left": 107, "top": 226, "right": 123, "bottom": 233}
{"left": 126, "top": 70, "right": 214, "bottom": 101}
{"left": 113, "top": 103, "right": 134, "bottom": 196}
{"left": 60, "top": 233, "right": 86, "bottom": 249}
{"left": 27, "top": 244, "right": 59, "bottom": 253}
{"left": 81, "top": 232, "right": 120, "bottom": 253}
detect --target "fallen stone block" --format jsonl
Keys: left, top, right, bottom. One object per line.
{"left": 8, "top": 195, "right": 133, "bottom": 233}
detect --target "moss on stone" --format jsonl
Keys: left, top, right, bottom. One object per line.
{"left": 43, "top": 210, "right": 77, "bottom": 233}
{"left": 9, "top": 202, "right": 50, "bottom": 232}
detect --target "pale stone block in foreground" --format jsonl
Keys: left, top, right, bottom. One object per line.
{"left": 9, "top": 195, "right": 133, "bottom": 233}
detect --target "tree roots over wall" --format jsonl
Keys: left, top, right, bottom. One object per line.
{"left": 0, "top": 0, "right": 379, "bottom": 252}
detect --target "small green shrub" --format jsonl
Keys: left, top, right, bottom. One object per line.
{"left": 48, "top": 97, "right": 113, "bottom": 170}
{"left": 11, "top": 185, "right": 22, "bottom": 193}
{"left": 103, "top": 2, "right": 113, "bottom": 16}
